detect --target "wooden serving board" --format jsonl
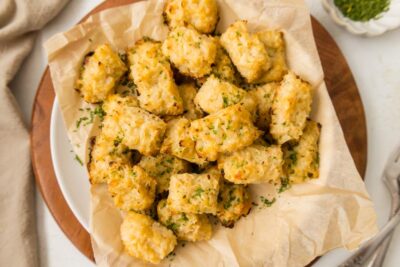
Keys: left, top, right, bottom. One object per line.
{"left": 30, "top": 0, "right": 367, "bottom": 263}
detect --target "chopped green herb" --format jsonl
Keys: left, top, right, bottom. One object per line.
{"left": 222, "top": 96, "right": 229, "bottom": 107}
{"left": 259, "top": 196, "right": 276, "bottom": 207}
{"left": 278, "top": 177, "right": 291, "bottom": 193}
{"left": 74, "top": 155, "right": 83, "bottom": 166}
{"left": 180, "top": 213, "right": 189, "bottom": 222}
{"left": 334, "top": 0, "right": 390, "bottom": 21}
{"left": 192, "top": 188, "right": 204, "bottom": 198}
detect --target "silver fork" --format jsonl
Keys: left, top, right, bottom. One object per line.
{"left": 339, "top": 146, "right": 400, "bottom": 267}
{"left": 370, "top": 145, "right": 400, "bottom": 267}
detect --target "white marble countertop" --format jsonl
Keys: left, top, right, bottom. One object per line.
{"left": 10, "top": 0, "right": 400, "bottom": 266}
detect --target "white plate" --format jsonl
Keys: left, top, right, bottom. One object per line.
{"left": 50, "top": 99, "right": 90, "bottom": 231}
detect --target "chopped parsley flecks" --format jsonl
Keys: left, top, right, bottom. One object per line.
{"left": 278, "top": 177, "right": 291, "bottom": 193}
{"left": 75, "top": 105, "right": 105, "bottom": 129}
{"left": 259, "top": 196, "right": 276, "bottom": 207}
{"left": 74, "top": 155, "right": 83, "bottom": 166}
{"left": 192, "top": 188, "right": 204, "bottom": 198}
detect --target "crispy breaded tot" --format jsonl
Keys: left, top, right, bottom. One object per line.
{"left": 121, "top": 212, "right": 177, "bottom": 264}
{"left": 163, "top": 0, "right": 218, "bottom": 34}
{"left": 220, "top": 21, "right": 270, "bottom": 83}
{"left": 218, "top": 144, "right": 283, "bottom": 184}
{"left": 168, "top": 172, "right": 220, "bottom": 214}
{"left": 157, "top": 199, "right": 212, "bottom": 241}
{"left": 255, "top": 30, "right": 287, "bottom": 83}
{"left": 249, "top": 82, "right": 279, "bottom": 130}
{"left": 162, "top": 26, "right": 217, "bottom": 78}
{"left": 284, "top": 120, "right": 321, "bottom": 183}
{"left": 161, "top": 117, "right": 207, "bottom": 165}
{"left": 178, "top": 83, "right": 204, "bottom": 120}
{"left": 108, "top": 165, "right": 156, "bottom": 212}
{"left": 88, "top": 132, "right": 132, "bottom": 184}
{"left": 270, "top": 72, "right": 313, "bottom": 144}
{"left": 217, "top": 181, "right": 252, "bottom": 227}
{"left": 138, "top": 154, "right": 191, "bottom": 193}
{"left": 194, "top": 75, "right": 256, "bottom": 114}
{"left": 128, "top": 40, "right": 183, "bottom": 115}
{"left": 190, "top": 104, "right": 262, "bottom": 161}
{"left": 76, "top": 44, "right": 127, "bottom": 103}
{"left": 102, "top": 101, "right": 167, "bottom": 155}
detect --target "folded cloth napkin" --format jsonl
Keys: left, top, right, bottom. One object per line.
{"left": 0, "top": 0, "right": 69, "bottom": 266}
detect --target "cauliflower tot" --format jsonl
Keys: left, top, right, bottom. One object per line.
{"left": 121, "top": 212, "right": 177, "bottom": 264}
{"left": 218, "top": 144, "right": 283, "bottom": 184}
{"left": 162, "top": 26, "right": 217, "bottom": 78}
{"left": 217, "top": 182, "right": 252, "bottom": 227}
{"left": 284, "top": 120, "right": 321, "bottom": 183}
{"left": 161, "top": 117, "right": 207, "bottom": 165}
{"left": 178, "top": 83, "right": 204, "bottom": 120}
{"left": 157, "top": 199, "right": 212, "bottom": 241}
{"left": 163, "top": 0, "right": 218, "bottom": 34}
{"left": 255, "top": 30, "right": 287, "bottom": 83}
{"left": 210, "top": 39, "right": 239, "bottom": 84}
{"left": 108, "top": 165, "right": 156, "bottom": 212}
{"left": 128, "top": 40, "right": 183, "bottom": 115}
{"left": 195, "top": 75, "right": 256, "bottom": 114}
{"left": 220, "top": 21, "right": 270, "bottom": 83}
{"left": 270, "top": 72, "right": 313, "bottom": 144}
{"left": 102, "top": 102, "right": 167, "bottom": 155}
{"left": 88, "top": 133, "right": 132, "bottom": 184}
{"left": 168, "top": 173, "right": 220, "bottom": 214}
{"left": 190, "top": 104, "right": 262, "bottom": 161}
{"left": 249, "top": 82, "right": 279, "bottom": 130}
{"left": 76, "top": 44, "right": 127, "bottom": 103}
{"left": 138, "top": 154, "right": 191, "bottom": 193}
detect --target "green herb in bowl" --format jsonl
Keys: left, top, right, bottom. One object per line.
{"left": 334, "top": 0, "right": 391, "bottom": 21}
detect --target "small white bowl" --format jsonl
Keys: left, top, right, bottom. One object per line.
{"left": 322, "top": 0, "right": 400, "bottom": 37}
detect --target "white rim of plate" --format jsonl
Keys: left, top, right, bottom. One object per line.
{"left": 50, "top": 99, "right": 90, "bottom": 231}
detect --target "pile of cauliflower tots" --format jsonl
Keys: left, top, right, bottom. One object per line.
{"left": 75, "top": 0, "right": 321, "bottom": 264}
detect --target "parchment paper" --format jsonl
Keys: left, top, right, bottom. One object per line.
{"left": 44, "top": 0, "right": 378, "bottom": 266}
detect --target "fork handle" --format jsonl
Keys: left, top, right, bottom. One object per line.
{"left": 369, "top": 199, "right": 400, "bottom": 267}
{"left": 339, "top": 210, "right": 400, "bottom": 267}
{"left": 370, "top": 235, "right": 393, "bottom": 267}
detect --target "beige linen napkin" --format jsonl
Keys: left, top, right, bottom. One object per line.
{"left": 0, "top": 0, "right": 69, "bottom": 266}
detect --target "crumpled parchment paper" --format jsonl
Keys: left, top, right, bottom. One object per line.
{"left": 44, "top": 0, "right": 378, "bottom": 266}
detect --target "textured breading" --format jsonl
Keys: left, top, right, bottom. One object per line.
{"left": 284, "top": 120, "right": 320, "bottom": 183}
{"left": 128, "top": 40, "right": 183, "bottom": 115}
{"left": 102, "top": 101, "right": 167, "bottom": 155}
{"left": 255, "top": 30, "right": 287, "bottom": 83}
{"left": 190, "top": 104, "right": 262, "bottom": 161}
{"left": 108, "top": 165, "right": 156, "bottom": 212}
{"left": 88, "top": 133, "right": 132, "bottom": 184}
{"left": 168, "top": 172, "right": 220, "bottom": 214}
{"left": 102, "top": 94, "right": 139, "bottom": 115}
{"left": 210, "top": 38, "right": 239, "bottom": 84}
{"left": 177, "top": 83, "right": 204, "bottom": 120}
{"left": 157, "top": 199, "right": 212, "bottom": 241}
{"left": 138, "top": 154, "right": 191, "bottom": 193}
{"left": 249, "top": 82, "right": 279, "bottom": 130}
{"left": 220, "top": 20, "right": 270, "bottom": 83}
{"left": 160, "top": 117, "right": 207, "bottom": 165}
{"left": 270, "top": 72, "right": 313, "bottom": 144}
{"left": 163, "top": 0, "right": 218, "bottom": 34}
{"left": 217, "top": 181, "right": 252, "bottom": 227}
{"left": 76, "top": 44, "right": 127, "bottom": 103}
{"left": 121, "top": 212, "right": 177, "bottom": 264}
{"left": 194, "top": 75, "right": 256, "bottom": 114}
{"left": 162, "top": 26, "right": 217, "bottom": 78}
{"left": 218, "top": 144, "right": 283, "bottom": 184}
